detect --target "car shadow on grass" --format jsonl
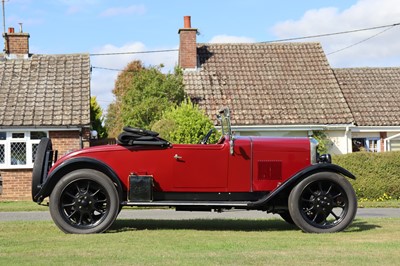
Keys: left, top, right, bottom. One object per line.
{"left": 345, "top": 219, "right": 381, "bottom": 232}
{"left": 108, "top": 219, "right": 297, "bottom": 233}
{"left": 108, "top": 218, "right": 381, "bottom": 233}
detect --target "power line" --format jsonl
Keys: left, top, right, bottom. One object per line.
{"left": 327, "top": 25, "right": 396, "bottom": 55}
{"left": 90, "top": 49, "right": 178, "bottom": 56}
{"left": 89, "top": 22, "right": 400, "bottom": 71}
{"left": 260, "top": 22, "right": 400, "bottom": 43}
{"left": 92, "top": 66, "right": 124, "bottom": 71}
{"left": 88, "top": 22, "right": 400, "bottom": 58}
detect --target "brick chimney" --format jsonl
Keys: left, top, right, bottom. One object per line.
{"left": 3, "top": 26, "right": 30, "bottom": 58}
{"left": 178, "top": 16, "right": 198, "bottom": 69}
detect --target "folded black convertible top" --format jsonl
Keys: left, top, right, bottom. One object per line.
{"left": 116, "top": 127, "right": 170, "bottom": 147}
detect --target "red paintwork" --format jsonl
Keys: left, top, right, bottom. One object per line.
{"left": 50, "top": 136, "right": 312, "bottom": 193}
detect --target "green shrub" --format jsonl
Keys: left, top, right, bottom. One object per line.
{"left": 333, "top": 151, "right": 400, "bottom": 200}
{"left": 152, "top": 100, "right": 219, "bottom": 144}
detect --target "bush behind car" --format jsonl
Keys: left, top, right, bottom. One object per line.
{"left": 333, "top": 151, "right": 400, "bottom": 200}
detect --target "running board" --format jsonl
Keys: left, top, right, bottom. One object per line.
{"left": 121, "top": 201, "right": 250, "bottom": 207}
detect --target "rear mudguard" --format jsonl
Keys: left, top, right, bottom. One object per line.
{"left": 248, "top": 163, "right": 355, "bottom": 208}
{"left": 34, "top": 157, "right": 124, "bottom": 203}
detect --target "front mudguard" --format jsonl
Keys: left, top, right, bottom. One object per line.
{"left": 248, "top": 163, "right": 355, "bottom": 208}
{"left": 33, "top": 157, "right": 124, "bottom": 204}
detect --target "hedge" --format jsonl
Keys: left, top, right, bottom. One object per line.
{"left": 332, "top": 151, "right": 400, "bottom": 200}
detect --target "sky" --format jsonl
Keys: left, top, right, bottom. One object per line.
{"left": 4, "top": 0, "right": 400, "bottom": 111}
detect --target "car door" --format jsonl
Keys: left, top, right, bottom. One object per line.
{"left": 171, "top": 143, "right": 229, "bottom": 191}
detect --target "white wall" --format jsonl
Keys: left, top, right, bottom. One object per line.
{"left": 325, "top": 130, "right": 350, "bottom": 155}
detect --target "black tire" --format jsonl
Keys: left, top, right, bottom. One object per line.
{"left": 32, "top": 138, "right": 52, "bottom": 201}
{"left": 288, "top": 172, "right": 357, "bottom": 233}
{"left": 49, "top": 169, "right": 119, "bottom": 234}
{"left": 279, "top": 212, "right": 295, "bottom": 225}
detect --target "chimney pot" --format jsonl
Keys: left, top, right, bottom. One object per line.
{"left": 8, "top": 27, "right": 14, "bottom": 33}
{"left": 184, "top": 16, "right": 191, "bottom": 28}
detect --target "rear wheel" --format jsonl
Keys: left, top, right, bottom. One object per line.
{"left": 288, "top": 172, "right": 357, "bottom": 233}
{"left": 49, "top": 169, "right": 119, "bottom": 234}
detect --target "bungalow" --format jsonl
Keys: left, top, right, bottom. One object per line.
{"left": 178, "top": 16, "right": 400, "bottom": 154}
{"left": 179, "top": 16, "right": 354, "bottom": 153}
{"left": 333, "top": 68, "right": 400, "bottom": 152}
{"left": 0, "top": 27, "right": 91, "bottom": 200}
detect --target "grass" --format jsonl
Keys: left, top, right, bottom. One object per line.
{"left": 358, "top": 199, "right": 400, "bottom": 208}
{"left": 0, "top": 201, "right": 49, "bottom": 212}
{"left": 1, "top": 199, "right": 399, "bottom": 212}
{"left": 0, "top": 218, "right": 399, "bottom": 265}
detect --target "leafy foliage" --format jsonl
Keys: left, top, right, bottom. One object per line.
{"left": 152, "top": 100, "right": 219, "bottom": 144}
{"left": 333, "top": 151, "right": 400, "bottom": 200}
{"left": 312, "top": 130, "right": 332, "bottom": 154}
{"left": 90, "top": 96, "right": 107, "bottom": 138}
{"left": 105, "top": 61, "right": 185, "bottom": 137}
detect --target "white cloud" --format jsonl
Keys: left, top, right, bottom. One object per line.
{"left": 90, "top": 42, "right": 178, "bottom": 111}
{"left": 209, "top": 35, "right": 255, "bottom": 43}
{"left": 57, "top": 0, "right": 98, "bottom": 15}
{"left": 272, "top": 0, "right": 400, "bottom": 67}
{"left": 100, "top": 5, "right": 146, "bottom": 17}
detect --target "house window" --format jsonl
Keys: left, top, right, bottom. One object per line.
{"left": 366, "top": 138, "right": 380, "bottom": 152}
{"left": 11, "top": 142, "right": 27, "bottom": 165}
{"left": 352, "top": 138, "right": 380, "bottom": 152}
{"left": 0, "top": 131, "right": 48, "bottom": 169}
{"left": 0, "top": 132, "right": 5, "bottom": 164}
{"left": 0, "top": 144, "right": 5, "bottom": 164}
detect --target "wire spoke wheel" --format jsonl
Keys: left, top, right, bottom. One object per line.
{"left": 289, "top": 172, "right": 357, "bottom": 233}
{"left": 50, "top": 169, "right": 119, "bottom": 234}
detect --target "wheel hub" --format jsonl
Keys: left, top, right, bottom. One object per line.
{"left": 74, "top": 191, "right": 95, "bottom": 212}
{"left": 314, "top": 194, "right": 333, "bottom": 213}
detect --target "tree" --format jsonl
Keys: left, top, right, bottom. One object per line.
{"left": 152, "top": 100, "right": 219, "bottom": 144}
{"left": 104, "top": 102, "right": 123, "bottom": 138}
{"left": 312, "top": 130, "right": 332, "bottom": 154}
{"left": 105, "top": 60, "right": 185, "bottom": 137}
{"left": 90, "top": 96, "right": 107, "bottom": 138}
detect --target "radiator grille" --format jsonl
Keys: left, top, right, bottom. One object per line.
{"left": 258, "top": 160, "right": 282, "bottom": 180}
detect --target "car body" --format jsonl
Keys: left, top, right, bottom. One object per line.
{"left": 32, "top": 108, "right": 357, "bottom": 234}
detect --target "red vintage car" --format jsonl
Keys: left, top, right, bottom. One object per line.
{"left": 32, "top": 108, "right": 357, "bottom": 234}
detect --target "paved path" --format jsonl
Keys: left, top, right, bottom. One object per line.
{"left": 0, "top": 208, "right": 399, "bottom": 222}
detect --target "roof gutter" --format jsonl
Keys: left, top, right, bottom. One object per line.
{"left": 230, "top": 124, "right": 355, "bottom": 132}
{"left": 350, "top": 126, "right": 400, "bottom": 133}
{"left": 0, "top": 126, "right": 89, "bottom": 131}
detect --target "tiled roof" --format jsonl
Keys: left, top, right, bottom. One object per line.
{"left": 184, "top": 43, "right": 354, "bottom": 126}
{"left": 0, "top": 54, "right": 90, "bottom": 127}
{"left": 334, "top": 68, "right": 400, "bottom": 127}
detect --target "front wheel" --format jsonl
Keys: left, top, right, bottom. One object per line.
{"left": 49, "top": 169, "right": 119, "bottom": 234}
{"left": 288, "top": 172, "right": 357, "bottom": 233}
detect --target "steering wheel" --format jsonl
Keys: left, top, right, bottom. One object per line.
{"left": 200, "top": 128, "right": 214, "bottom": 144}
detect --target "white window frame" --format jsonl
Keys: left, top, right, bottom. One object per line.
{"left": 0, "top": 131, "right": 48, "bottom": 169}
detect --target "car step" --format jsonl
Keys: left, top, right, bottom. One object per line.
{"left": 121, "top": 200, "right": 250, "bottom": 207}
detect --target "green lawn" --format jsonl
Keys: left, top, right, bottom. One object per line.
{"left": 0, "top": 201, "right": 49, "bottom": 212}
{"left": 0, "top": 218, "right": 399, "bottom": 265}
